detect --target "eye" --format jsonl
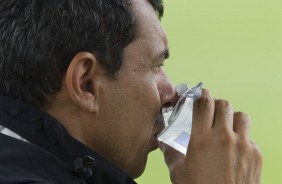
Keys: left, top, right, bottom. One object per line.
{"left": 152, "top": 63, "right": 164, "bottom": 73}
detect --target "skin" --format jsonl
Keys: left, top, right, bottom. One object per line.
{"left": 160, "top": 89, "right": 263, "bottom": 184}
{"left": 46, "top": 0, "right": 177, "bottom": 179}
{"left": 45, "top": 0, "right": 263, "bottom": 182}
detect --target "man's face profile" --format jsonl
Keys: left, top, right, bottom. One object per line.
{"left": 80, "top": 0, "right": 176, "bottom": 178}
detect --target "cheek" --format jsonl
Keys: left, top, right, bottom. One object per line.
{"left": 102, "top": 84, "right": 158, "bottom": 139}
{"left": 104, "top": 70, "right": 161, "bottom": 143}
{"left": 125, "top": 82, "right": 160, "bottom": 140}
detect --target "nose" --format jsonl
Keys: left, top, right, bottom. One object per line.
{"left": 158, "top": 76, "right": 178, "bottom": 108}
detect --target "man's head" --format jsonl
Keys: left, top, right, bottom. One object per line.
{"left": 0, "top": 0, "right": 163, "bottom": 108}
{"left": 0, "top": 0, "right": 177, "bottom": 179}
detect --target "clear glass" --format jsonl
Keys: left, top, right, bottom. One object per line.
{"left": 158, "top": 82, "right": 203, "bottom": 155}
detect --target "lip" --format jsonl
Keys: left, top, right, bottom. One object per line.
{"left": 151, "top": 136, "right": 160, "bottom": 151}
{"left": 150, "top": 113, "right": 165, "bottom": 151}
{"left": 155, "top": 113, "right": 165, "bottom": 134}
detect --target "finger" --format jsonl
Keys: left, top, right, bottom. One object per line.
{"left": 233, "top": 112, "right": 251, "bottom": 138}
{"left": 192, "top": 89, "right": 215, "bottom": 132}
{"left": 213, "top": 99, "right": 233, "bottom": 131}
{"left": 159, "top": 142, "right": 185, "bottom": 172}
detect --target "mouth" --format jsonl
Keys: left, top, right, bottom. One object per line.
{"left": 155, "top": 111, "right": 166, "bottom": 133}
{"left": 151, "top": 136, "right": 160, "bottom": 151}
{"left": 151, "top": 113, "right": 166, "bottom": 151}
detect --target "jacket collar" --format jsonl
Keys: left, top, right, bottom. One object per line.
{"left": 0, "top": 95, "right": 136, "bottom": 184}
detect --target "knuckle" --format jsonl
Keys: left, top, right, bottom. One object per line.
{"left": 188, "top": 136, "right": 209, "bottom": 151}
{"left": 237, "top": 138, "right": 251, "bottom": 153}
{"left": 215, "top": 99, "right": 231, "bottom": 109}
{"left": 169, "top": 163, "right": 184, "bottom": 182}
{"left": 235, "top": 111, "right": 246, "bottom": 117}
{"left": 234, "top": 111, "right": 250, "bottom": 121}
{"left": 218, "top": 131, "right": 234, "bottom": 149}
{"left": 201, "top": 88, "right": 211, "bottom": 96}
{"left": 252, "top": 144, "right": 263, "bottom": 165}
{"left": 236, "top": 138, "right": 263, "bottom": 166}
{"left": 197, "top": 91, "right": 214, "bottom": 108}
{"left": 234, "top": 112, "right": 251, "bottom": 125}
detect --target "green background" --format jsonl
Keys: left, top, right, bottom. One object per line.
{"left": 136, "top": 0, "right": 282, "bottom": 183}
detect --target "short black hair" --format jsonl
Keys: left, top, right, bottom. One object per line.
{"left": 0, "top": 0, "right": 163, "bottom": 108}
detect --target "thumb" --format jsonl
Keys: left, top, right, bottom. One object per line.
{"left": 159, "top": 142, "right": 186, "bottom": 183}
{"left": 159, "top": 141, "right": 185, "bottom": 171}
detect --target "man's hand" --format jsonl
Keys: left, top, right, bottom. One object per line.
{"left": 160, "top": 89, "right": 262, "bottom": 184}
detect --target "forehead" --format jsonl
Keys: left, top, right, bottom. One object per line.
{"left": 131, "top": 0, "right": 167, "bottom": 45}
{"left": 121, "top": 0, "right": 167, "bottom": 64}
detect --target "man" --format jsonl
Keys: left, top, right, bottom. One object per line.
{"left": 0, "top": 0, "right": 262, "bottom": 183}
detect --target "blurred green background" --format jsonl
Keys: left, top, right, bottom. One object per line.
{"left": 136, "top": 0, "right": 282, "bottom": 183}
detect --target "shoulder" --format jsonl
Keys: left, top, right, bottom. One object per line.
{"left": 0, "top": 133, "right": 79, "bottom": 184}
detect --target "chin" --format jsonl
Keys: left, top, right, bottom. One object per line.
{"left": 128, "top": 155, "right": 148, "bottom": 179}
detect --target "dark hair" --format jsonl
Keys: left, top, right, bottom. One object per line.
{"left": 0, "top": 0, "right": 163, "bottom": 108}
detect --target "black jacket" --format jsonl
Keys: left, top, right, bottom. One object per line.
{"left": 0, "top": 95, "right": 136, "bottom": 184}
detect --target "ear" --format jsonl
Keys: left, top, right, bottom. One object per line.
{"left": 65, "top": 52, "right": 102, "bottom": 113}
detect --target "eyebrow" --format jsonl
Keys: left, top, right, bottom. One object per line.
{"left": 152, "top": 47, "right": 170, "bottom": 63}
{"left": 159, "top": 48, "right": 170, "bottom": 60}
